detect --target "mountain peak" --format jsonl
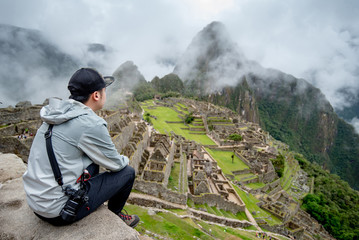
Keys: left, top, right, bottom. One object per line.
{"left": 111, "top": 61, "right": 146, "bottom": 91}
{"left": 173, "top": 22, "right": 245, "bottom": 95}
{"left": 200, "top": 21, "right": 227, "bottom": 36}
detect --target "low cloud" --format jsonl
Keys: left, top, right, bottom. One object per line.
{"left": 0, "top": 0, "right": 358, "bottom": 113}
{"left": 350, "top": 117, "right": 359, "bottom": 134}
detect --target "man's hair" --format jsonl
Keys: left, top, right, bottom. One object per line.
{"left": 70, "top": 94, "right": 91, "bottom": 103}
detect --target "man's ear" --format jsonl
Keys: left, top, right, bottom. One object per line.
{"left": 92, "top": 91, "right": 100, "bottom": 101}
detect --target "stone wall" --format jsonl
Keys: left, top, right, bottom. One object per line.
{"left": 112, "top": 122, "right": 136, "bottom": 153}
{"left": 104, "top": 111, "right": 123, "bottom": 128}
{"left": 129, "top": 129, "right": 149, "bottom": 174}
{"left": 189, "top": 209, "right": 252, "bottom": 229}
{"left": 232, "top": 169, "right": 252, "bottom": 175}
{"left": 143, "top": 167, "right": 166, "bottom": 182}
{"left": 0, "top": 120, "right": 42, "bottom": 136}
{"left": 0, "top": 105, "right": 42, "bottom": 125}
{"left": 188, "top": 193, "right": 245, "bottom": 214}
{"left": 179, "top": 144, "right": 188, "bottom": 194}
{"left": 162, "top": 141, "right": 176, "bottom": 187}
{"left": 133, "top": 180, "right": 187, "bottom": 205}
{"left": 260, "top": 223, "right": 303, "bottom": 240}
{"left": 0, "top": 137, "right": 33, "bottom": 163}
{"left": 259, "top": 170, "right": 277, "bottom": 183}
{"left": 242, "top": 177, "right": 259, "bottom": 184}
{"left": 249, "top": 178, "right": 281, "bottom": 195}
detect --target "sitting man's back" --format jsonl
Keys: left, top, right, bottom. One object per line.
{"left": 23, "top": 68, "right": 139, "bottom": 227}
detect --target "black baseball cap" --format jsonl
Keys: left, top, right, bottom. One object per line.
{"left": 68, "top": 68, "right": 114, "bottom": 98}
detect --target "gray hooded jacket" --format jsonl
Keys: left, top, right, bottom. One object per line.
{"left": 23, "top": 98, "right": 129, "bottom": 218}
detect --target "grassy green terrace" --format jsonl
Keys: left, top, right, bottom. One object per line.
{"left": 141, "top": 101, "right": 215, "bottom": 145}
{"left": 125, "top": 204, "right": 273, "bottom": 240}
{"left": 205, "top": 148, "right": 249, "bottom": 173}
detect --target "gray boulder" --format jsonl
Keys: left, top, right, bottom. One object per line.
{"left": 0, "top": 153, "right": 140, "bottom": 240}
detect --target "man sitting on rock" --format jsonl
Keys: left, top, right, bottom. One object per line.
{"left": 23, "top": 68, "right": 140, "bottom": 227}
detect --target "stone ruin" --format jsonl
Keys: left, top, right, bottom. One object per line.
{"left": 141, "top": 134, "right": 174, "bottom": 184}
{"left": 0, "top": 102, "right": 43, "bottom": 162}
{"left": 186, "top": 144, "right": 246, "bottom": 214}
{"left": 257, "top": 189, "right": 335, "bottom": 240}
{"left": 258, "top": 190, "right": 299, "bottom": 222}
{"left": 235, "top": 149, "right": 277, "bottom": 183}
{"left": 0, "top": 98, "right": 336, "bottom": 239}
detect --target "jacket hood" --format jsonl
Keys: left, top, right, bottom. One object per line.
{"left": 40, "top": 98, "right": 91, "bottom": 125}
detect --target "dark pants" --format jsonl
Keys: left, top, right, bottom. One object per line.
{"left": 36, "top": 164, "right": 135, "bottom": 226}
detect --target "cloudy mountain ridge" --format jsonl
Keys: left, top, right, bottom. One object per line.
{"left": 174, "top": 21, "right": 359, "bottom": 189}
{"left": 0, "top": 24, "right": 81, "bottom": 105}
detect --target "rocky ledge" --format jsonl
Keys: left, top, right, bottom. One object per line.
{"left": 0, "top": 153, "right": 140, "bottom": 240}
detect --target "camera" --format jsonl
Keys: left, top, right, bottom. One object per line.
{"left": 60, "top": 198, "right": 79, "bottom": 222}
{"left": 60, "top": 185, "right": 88, "bottom": 222}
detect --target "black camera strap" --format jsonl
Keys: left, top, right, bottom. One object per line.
{"left": 44, "top": 124, "right": 90, "bottom": 219}
{"left": 44, "top": 124, "right": 64, "bottom": 186}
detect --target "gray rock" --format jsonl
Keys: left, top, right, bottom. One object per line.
{"left": 147, "top": 209, "right": 156, "bottom": 216}
{"left": 0, "top": 153, "right": 27, "bottom": 183}
{"left": 0, "top": 153, "right": 140, "bottom": 240}
{"left": 15, "top": 101, "right": 32, "bottom": 108}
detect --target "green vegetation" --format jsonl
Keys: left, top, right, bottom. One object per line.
{"left": 195, "top": 220, "right": 259, "bottom": 240}
{"left": 168, "top": 162, "right": 180, "bottom": 191}
{"left": 160, "top": 91, "right": 181, "bottom": 98}
{"left": 205, "top": 148, "right": 249, "bottom": 175}
{"left": 191, "top": 202, "right": 249, "bottom": 221}
{"left": 140, "top": 98, "right": 358, "bottom": 238}
{"left": 281, "top": 154, "right": 300, "bottom": 192}
{"left": 228, "top": 133, "right": 242, "bottom": 142}
{"left": 207, "top": 117, "right": 232, "bottom": 123}
{"left": 124, "top": 204, "right": 260, "bottom": 239}
{"left": 140, "top": 104, "right": 215, "bottom": 145}
{"left": 257, "top": 91, "right": 359, "bottom": 191}
{"left": 296, "top": 154, "right": 359, "bottom": 240}
{"left": 328, "top": 118, "right": 359, "bottom": 189}
{"left": 134, "top": 73, "right": 184, "bottom": 101}
{"left": 151, "top": 73, "right": 184, "bottom": 94}
{"left": 125, "top": 204, "right": 211, "bottom": 239}
{"left": 174, "top": 103, "right": 189, "bottom": 114}
{"left": 234, "top": 173, "right": 257, "bottom": 182}
{"left": 232, "top": 184, "right": 282, "bottom": 226}
{"left": 143, "top": 112, "right": 152, "bottom": 124}
{"left": 245, "top": 182, "right": 266, "bottom": 189}
{"left": 133, "top": 81, "right": 157, "bottom": 101}
{"left": 270, "top": 154, "right": 285, "bottom": 178}
{"left": 184, "top": 112, "right": 195, "bottom": 124}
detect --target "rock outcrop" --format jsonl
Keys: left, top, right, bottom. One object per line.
{"left": 0, "top": 153, "right": 140, "bottom": 240}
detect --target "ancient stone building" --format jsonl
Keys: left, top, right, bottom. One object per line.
{"left": 187, "top": 146, "right": 246, "bottom": 214}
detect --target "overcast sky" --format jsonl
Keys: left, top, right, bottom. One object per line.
{"left": 0, "top": 0, "right": 358, "bottom": 112}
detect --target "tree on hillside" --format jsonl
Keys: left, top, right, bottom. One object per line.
{"left": 185, "top": 112, "right": 195, "bottom": 124}
{"left": 296, "top": 153, "right": 359, "bottom": 240}
{"left": 133, "top": 81, "right": 157, "bottom": 101}
{"left": 270, "top": 154, "right": 285, "bottom": 177}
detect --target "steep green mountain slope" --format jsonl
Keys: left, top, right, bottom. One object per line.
{"left": 296, "top": 154, "right": 359, "bottom": 240}
{"left": 174, "top": 21, "right": 359, "bottom": 189}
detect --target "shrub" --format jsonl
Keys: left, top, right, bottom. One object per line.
{"left": 185, "top": 112, "right": 195, "bottom": 124}
{"left": 270, "top": 154, "right": 285, "bottom": 177}
{"left": 228, "top": 133, "right": 242, "bottom": 142}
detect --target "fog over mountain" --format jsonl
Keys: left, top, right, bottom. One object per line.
{"left": 0, "top": 24, "right": 79, "bottom": 105}
{"left": 0, "top": 0, "right": 359, "bottom": 130}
